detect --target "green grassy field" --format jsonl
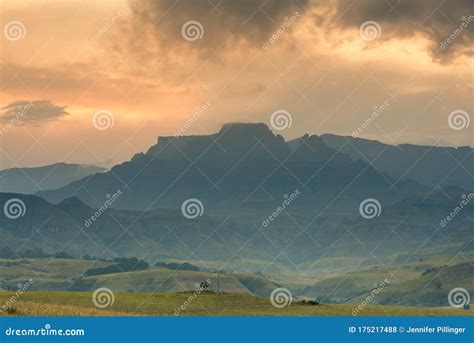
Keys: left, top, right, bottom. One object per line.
{"left": 0, "top": 291, "right": 472, "bottom": 316}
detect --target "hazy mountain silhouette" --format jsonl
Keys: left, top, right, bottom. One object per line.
{"left": 1, "top": 184, "right": 471, "bottom": 263}
{"left": 0, "top": 163, "right": 106, "bottom": 194}
{"left": 37, "top": 123, "right": 427, "bottom": 210}
{"left": 319, "top": 134, "right": 473, "bottom": 189}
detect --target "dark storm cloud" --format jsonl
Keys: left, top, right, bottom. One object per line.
{"left": 127, "top": 0, "right": 309, "bottom": 50}
{"left": 332, "top": 0, "right": 473, "bottom": 61}
{"left": 125, "top": 0, "right": 471, "bottom": 64}
{"left": 1, "top": 100, "right": 69, "bottom": 126}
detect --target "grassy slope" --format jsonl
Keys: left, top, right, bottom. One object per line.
{"left": 0, "top": 291, "right": 471, "bottom": 316}
{"left": 301, "top": 254, "right": 474, "bottom": 303}
{"left": 0, "top": 259, "right": 278, "bottom": 297}
{"left": 354, "top": 262, "right": 474, "bottom": 307}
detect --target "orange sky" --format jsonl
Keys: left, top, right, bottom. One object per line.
{"left": 0, "top": 0, "right": 472, "bottom": 169}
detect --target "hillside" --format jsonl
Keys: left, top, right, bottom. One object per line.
{"left": 0, "top": 163, "right": 106, "bottom": 194}
{"left": 354, "top": 262, "right": 474, "bottom": 307}
{"left": 302, "top": 259, "right": 474, "bottom": 307}
{"left": 1, "top": 183, "right": 472, "bottom": 264}
{"left": 0, "top": 258, "right": 278, "bottom": 297}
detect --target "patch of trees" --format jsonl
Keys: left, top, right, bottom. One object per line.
{"left": 54, "top": 251, "right": 74, "bottom": 259}
{"left": 422, "top": 265, "right": 448, "bottom": 275}
{"left": 155, "top": 261, "right": 200, "bottom": 271}
{"left": 84, "top": 257, "right": 149, "bottom": 276}
{"left": 0, "top": 247, "right": 74, "bottom": 259}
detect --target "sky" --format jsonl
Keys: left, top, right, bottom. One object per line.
{"left": 0, "top": 0, "right": 473, "bottom": 169}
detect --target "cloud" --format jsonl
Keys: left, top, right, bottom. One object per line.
{"left": 121, "top": 0, "right": 472, "bottom": 65}
{"left": 1, "top": 100, "right": 70, "bottom": 126}
{"left": 330, "top": 0, "right": 473, "bottom": 62}
{"left": 124, "top": 0, "right": 308, "bottom": 55}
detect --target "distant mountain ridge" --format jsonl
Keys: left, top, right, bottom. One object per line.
{"left": 37, "top": 123, "right": 427, "bottom": 210}
{"left": 318, "top": 134, "right": 473, "bottom": 189}
{"left": 0, "top": 163, "right": 106, "bottom": 194}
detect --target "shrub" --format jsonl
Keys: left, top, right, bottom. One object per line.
{"left": 84, "top": 257, "right": 149, "bottom": 276}
{"left": 155, "top": 261, "right": 200, "bottom": 272}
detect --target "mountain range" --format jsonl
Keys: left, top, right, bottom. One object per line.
{"left": 319, "top": 134, "right": 473, "bottom": 189}
{"left": 37, "top": 123, "right": 433, "bottom": 210}
{"left": 0, "top": 163, "right": 106, "bottom": 194}
{"left": 0, "top": 122, "right": 471, "bottom": 268}
{"left": 1, "top": 124, "right": 472, "bottom": 265}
